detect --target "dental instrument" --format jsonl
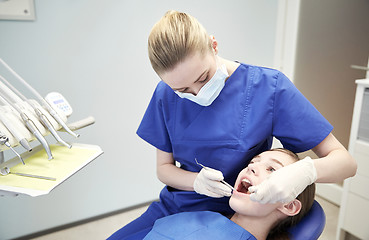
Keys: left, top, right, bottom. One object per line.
{"left": 0, "top": 166, "right": 56, "bottom": 181}
{"left": 0, "top": 131, "right": 25, "bottom": 165}
{"left": 0, "top": 75, "right": 71, "bottom": 148}
{"left": 195, "top": 158, "right": 235, "bottom": 191}
{"left": 0, "top": 94, "right": 53, "bottom": 160}
{"left": 0, "top": 106, "right": 32, "bottom": 151}
{"left": 220, "top": 179, "right": 235, "bottom": 191}
{"left": 0, "top": 58, "right": 80, "bottom": 138}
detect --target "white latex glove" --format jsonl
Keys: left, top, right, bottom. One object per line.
{"left": 249, "top": 157, "right": 317, "bottom": 204}
{"left": 194, "top": 167, "right": 232, "bottom": 198}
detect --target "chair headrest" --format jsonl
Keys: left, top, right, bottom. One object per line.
{"left": 288, "top": 200, "right": 326, "bottom": 240}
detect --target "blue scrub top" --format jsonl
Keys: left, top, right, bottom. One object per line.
{"left": 144, "top": 211, "right": 257, "bottom": 240}
{"left": 137, "top": 63, "right": 332, "bottom": 214}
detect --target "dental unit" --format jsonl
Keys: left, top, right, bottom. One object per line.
{"left": 0, "top": 74, "right": 71, "bottom": 149}
{"left": 0, "top": 57, "right": 100, "bottom": 198}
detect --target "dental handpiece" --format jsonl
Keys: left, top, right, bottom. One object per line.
{"left": 0, "top": 94, "right": 53, "bottom": 160}
{"left": 34, "top": 108, "right": 71, "bottom": 148}
{"left": 42, "top": 100, "right": 80, "bottom": 138}
{"left": 20, "top": 112, "right": 53, "bottom": 160}
{"left": 0, "top": 74, "right": 71, "bottom": 148}
{"left": 0, "top": 58, "right": 79, "bottom": 138}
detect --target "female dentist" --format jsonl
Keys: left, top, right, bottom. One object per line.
{"left": 108, "top": 10, "right": 357, "bottom": 239}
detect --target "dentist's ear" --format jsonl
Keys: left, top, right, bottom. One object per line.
{"left": 209, "top": 35, "right": 218, "bottom": 54}
{"left": 277, "top": 199, "right": 302, "bottom": 216}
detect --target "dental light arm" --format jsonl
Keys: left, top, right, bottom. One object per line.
{"left": 0, "top": 58, "right": 79, "bottom": 138}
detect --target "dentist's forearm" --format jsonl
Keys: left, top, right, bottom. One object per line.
{"left": 157, "top": 163, "right": 197, "bottom": 191}
{"left": 314, "top": 148, "right": 356, "bottom": 183}
{"left": 156, "top": 148, "right": 197, "bottom": 191}
{"left": 312, "top": 134, "right": 357, "bottom": 183}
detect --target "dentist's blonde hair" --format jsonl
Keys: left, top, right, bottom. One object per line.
{"left": 148, "top": 10, "right": 212, "bottom": 75}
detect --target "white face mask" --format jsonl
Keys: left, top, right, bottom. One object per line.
{"left": 175, "top": 64, "right": 228, "bottom": 106}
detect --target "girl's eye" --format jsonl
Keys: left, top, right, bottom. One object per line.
{"left": 267, "top": 167, "right": 276, "bottom": 172}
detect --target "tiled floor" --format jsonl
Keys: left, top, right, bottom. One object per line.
{"left": 31, "top": 196, "right": 338, "bottom": 240}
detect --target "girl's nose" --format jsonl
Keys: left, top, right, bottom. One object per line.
{"left": 247, "top": 164, "right": 258, "bottom": 176}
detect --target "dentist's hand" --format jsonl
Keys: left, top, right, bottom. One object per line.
{"left": 194, "top": 167, "right": 232, "bottom": 198}
{"left": 249, "top": 157, "right": 317, "bottom": 204}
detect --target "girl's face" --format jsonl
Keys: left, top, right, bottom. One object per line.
{"left": 229, "top": 151, "right": 296, "bottom": 217}
{"left": 160, "top": 51, "right": 217, "bottom": 96}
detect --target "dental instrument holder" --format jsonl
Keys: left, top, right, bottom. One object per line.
{"left": 0, "top": 92, "right": 54, "bottom": 160}
{"left": 0, "top": 132, "right": 24, "bottom": 165}
{"left": 0, "top": 97, "right": 94, "bottom": 178}
{"left": 0, "top": 58, "right": 79, "bottom": 139}
{"left": 0, "top": 75, "right": 71, "bottom": 149}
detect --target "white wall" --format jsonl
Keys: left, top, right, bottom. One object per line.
{"left": 0, "top": 1, "right": 278, "bottom": 238}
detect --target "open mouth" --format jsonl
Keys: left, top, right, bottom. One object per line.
{"left": 237, "top": 178, "right": 253, "bottom": 195}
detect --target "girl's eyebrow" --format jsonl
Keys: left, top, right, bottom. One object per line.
{"left": 252, "top": 155, "right": 285, "bottom": 167}
{"left": 269, "top": 158, "right": 284, "bottom": 167}
{"left": 172, "top": 70, "right": 207, "bottom": 91}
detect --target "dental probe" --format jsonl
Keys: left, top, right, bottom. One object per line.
{"left": 0, "top": 75, "right": 71, "bottom": 148}
{"left": 0, "top": 167, "right": 56, "bottom": 181}
{"left": 0, "top": 94, "right": 53, "bottom": 160}
{"left": 0, "top": 132, "right": 25, "bottom": 165}
{"left": 0, "top": 58, "right": 79, "bottom": 138}
{"left": 220, "top": 179, "right": 235, "bottom": 191}
{"left": 195, "top": 158, "right": 235, "bottom": 191}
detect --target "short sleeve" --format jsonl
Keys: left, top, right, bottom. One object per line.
{"left": 272, "top": 72, "right": 333, "bottom": 153}
{"left": 136, "top": 82, "right": 173, "bottom": 153}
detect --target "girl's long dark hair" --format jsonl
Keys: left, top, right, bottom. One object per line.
{"left": 266, "top": 149, "right": 316, "bottom": 240}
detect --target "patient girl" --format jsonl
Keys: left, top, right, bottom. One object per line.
{"left": 143, "top": 149, "right": 316, "bottom": 240}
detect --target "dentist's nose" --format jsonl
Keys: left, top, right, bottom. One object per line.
{"left": 188, "top": 86, "right": 202, "bottom": 96}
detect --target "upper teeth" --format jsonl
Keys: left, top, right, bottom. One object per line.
{"left": 242, "top": 179, "right": 251, "bottom": 184}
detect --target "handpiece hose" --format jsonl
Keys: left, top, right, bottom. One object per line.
{"left": 0, "top": 58, "right": 79, "bottom": 138}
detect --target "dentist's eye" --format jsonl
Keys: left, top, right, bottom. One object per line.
{"left": 180, "top": 88, "right": 189, "bottom": 93}
{"left": 198, "top": 75, "right": 208, "bottom": 83}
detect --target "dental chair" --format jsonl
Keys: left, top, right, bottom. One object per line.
{"left": 288, "top": 200, "right": 326, "bottom": 240}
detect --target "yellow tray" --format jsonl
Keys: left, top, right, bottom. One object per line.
{"left": 0, "top": 143, "right": 103, "bottom": 196}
